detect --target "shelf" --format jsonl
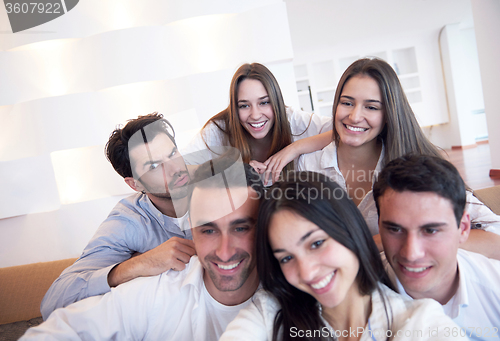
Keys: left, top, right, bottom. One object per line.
{"left": 297, "top": 91, "right": 310, "bottom": 96}
{"left": 398, "top": 72, "right": 419, "bottom": 79}
{"left": 295, "top": 76, "right": 309, "bottom": 82}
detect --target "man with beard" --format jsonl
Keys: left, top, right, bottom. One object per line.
{"left": 41, "top": 113, "right": 196, "bottom": 319}
{"left": 23, "top": 154, "right": 263, "bottom": 340}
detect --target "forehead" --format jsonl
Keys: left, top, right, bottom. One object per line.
{"left": 269, "top": 210, "right": 317, "bottom": 247}
{"left": 129, "top": 132, "right": 174, "bottom": 164}
{"left": 342, "top": 75, "right": 381, "bottom": 98}
{"left": 190, "top": 186, "right": 259, "bottom": 229}
{"left": 379, "top": 189, "right": 456, "bottom": 227}
{"left": 238, "top": 79, "right": 268, "bottom": 98}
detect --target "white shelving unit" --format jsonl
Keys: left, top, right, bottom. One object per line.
{"left": 294, "top": 47, "right": 422, "bottom": 116}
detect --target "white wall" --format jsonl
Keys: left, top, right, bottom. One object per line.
{"left": 471, "top": 0, "right": 500, "bottom": 170}
{"left": 0, "top": 0, "right": 297, "bottom": 267}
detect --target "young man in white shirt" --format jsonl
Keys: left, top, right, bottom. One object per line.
{"left": 41, "top": 113, "right": 197, "bottom": 319}
{"left": 23, "top": 154, "right": 264, "bottom": 340}
{"left": 373, "top": 154, "right": 500, "bottom": 341}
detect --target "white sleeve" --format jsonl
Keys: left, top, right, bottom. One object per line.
{"left": 220, "top": 292, "right": 277, "bottom": 341}
{"left": 180, "top": 121, "right": 227, "bottom": 165}
{"left": 395, "top": 299, "right": 469, "bottom": 341}
{"left": 467, "top": 191, "right": 500, "bottom": 235}
{"left": 287, "top": 107, "right": 333, "bottom": 141}
{"left": 21, "top": 278, "right": 157, "bottom": 341}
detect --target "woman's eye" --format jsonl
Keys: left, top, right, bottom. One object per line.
{"left": 238, "top": 104, "right": 249, "bottom": 109}
{"left": 367, "top": 105, "right": 380, "bottom": 111}
{"left": 280, "top": 255, "right": 292, "bottom": 264}
{"left": 311, "top": 240, "right": 325, "bottom": 249}
{"left": 341, "top": 101, "right": 353, "bottom": 106}
{"left": 260, "top": 101, "right": 270, "bottom": 106}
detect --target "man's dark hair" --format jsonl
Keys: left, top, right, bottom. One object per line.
{"left": 105, "top": 113, "right": 176, "bottom": 178}
{"left": 188, "top": 149, "right": 264, "bottom": 207}
{"left": 373, "top": 154, "right": 466, "bottom": 226}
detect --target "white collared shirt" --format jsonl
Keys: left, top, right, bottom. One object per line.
{"left": 23, "top": 256, "right": 253, "bottom": 341}
{"left": 297, "top": 141, "right": 385, "bottom": 235}
{"left": 388, "top": 249, "right": 500, "bottom": 341}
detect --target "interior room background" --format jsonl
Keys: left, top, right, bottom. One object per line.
{"left": 1, "top": 0, "right": 498, "bottom": 267}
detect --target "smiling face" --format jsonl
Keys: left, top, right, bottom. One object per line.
{"left": 237, "top": 78, "right": 275, "bottom": 140}
{"left": 129, "top": 133, "right": 189, "bottom": 200}
{"left": 190, "top": 186, "right": 260, "bottom": 304}
{"left": 379, "top": 189, "right": 470, "bottom": 304}
{"left": 269, "top": 209, "right": 361, "bottom": 309}
{"left": 335, "top": 75, "right": 385, "bottom": 148}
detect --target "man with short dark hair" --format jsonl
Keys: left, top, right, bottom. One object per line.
{"left": 41, "top": 113, "right": 196, "bottom": 319}
{"left": 373, "top": 155, "right": 500, "bottom": 340}
{"left": 24, "top": 154, "right": 264, "bottom": 340}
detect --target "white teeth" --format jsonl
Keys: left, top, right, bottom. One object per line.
{"left": 311, "top": 271, "right": 335, "bottom": 290}
{"left": 346, "top": 125, "right": 367, "bottom": 132}
{"left": 403, "top": 266, "right": 429, "bottom": 273}
{"left": 250, "top": 122, "right": 265, "bottom": 128}
{"left": 217, "top": 261, "right": 241, "bottom": 270}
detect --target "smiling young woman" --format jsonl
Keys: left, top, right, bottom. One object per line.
{"left": 183, "top": 63, "right": 333, "bottom": 182}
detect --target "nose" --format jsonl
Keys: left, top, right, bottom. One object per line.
{"left": 348, "top": 104, "right": 363, "bottom": 123}
{"left": 249, "top": 105, "right": 261, "bottom": 120}
{"left": 400, "top": 233, "right": 425, "bottom": 262}
{"left": 215, "top": 233, "right": 235, "bottom": 262}
{"left": 297, "top": 256, "right": 316, "bottom": 283}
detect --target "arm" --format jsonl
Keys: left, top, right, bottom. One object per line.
{"left": 107, "top": 237, "right": 195, "bottom": 287}
{"left": 41, "top": 216, "right": 194, "bottom": 319}
{"left": 263, "top": 131, "right": 333, "bottom": 184}
{"left": 459, "top": 229, "right": 500, "bottom": 260}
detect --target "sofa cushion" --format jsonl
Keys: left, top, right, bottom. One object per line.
{"left": 0, "top": 258, "right": 77, "bottom": 325}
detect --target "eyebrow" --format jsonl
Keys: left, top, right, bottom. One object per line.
{"left": 231, "top": 217, "right": 255, "bottom": 226}
{"left": 381, "top": 221, "right": 448, "bottom": 229}
{"left": 238, "top": 95, "right": 269, "bottom": 103}
{"left": 340, "top": 95, "right": 382, "bottom": 104}
{"left": 272, "top": 228, "right": 320, "bottom": 254}
{"left": 141, "top": 146, "right": 176, "bottom": 168}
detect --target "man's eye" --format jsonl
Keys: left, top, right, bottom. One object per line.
{"left": 170, "top": 149, "right": 177, "bottom": 158}
{"left": 311, "top": 240, "right": 325, "bottom": 249}
{"left": 202, "top": 229, "right": 215, "bottom": 235}
{"left": 425, "top": 228, "right": 438, "bottom": 235}
{"left": 235, "top": 226, "right": 249, "bottom": 232}
{"left": 280, "top": 255, "right": 292, "bottom": 264}
{"left": 149, "top": 163, "right": 160, "bottom": 171}
{"left": 387, "top": 227, "right": 401, "bottom": 233}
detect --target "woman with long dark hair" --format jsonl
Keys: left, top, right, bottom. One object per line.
{"left": 220, "top": 171, "right": 466, "bottom": 341}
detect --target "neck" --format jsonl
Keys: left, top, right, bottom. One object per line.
{"left": 146, "top": 193, "right": 188, "bottom": 218}
{"left": 337, "top": 139, "right": 382, "bottom": 170}
{"left": 204, "top": 268, "right": 259, "bottom": 306}
{"left": 248, "top": 134, "right": 272, "bottom": 162}
{"left": 321, "top": 285, "right": 371, "bottom": 341}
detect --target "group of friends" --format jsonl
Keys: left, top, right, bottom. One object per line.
{"left": 21, "top": 59, "right": 500, "bottom": 340}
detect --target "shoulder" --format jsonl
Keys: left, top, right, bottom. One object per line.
{"left": 457, "top": 249, "right": 500, "bottom": 280}
{"left": 297, "top": 141, "right": 336, "bottom": 171}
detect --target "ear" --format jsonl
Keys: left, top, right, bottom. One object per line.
{"left": 457, "top": 211, "right": 471, "bottom": 244}
{"left": 124, "top": 177, "right": 144, "bottom": 192}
